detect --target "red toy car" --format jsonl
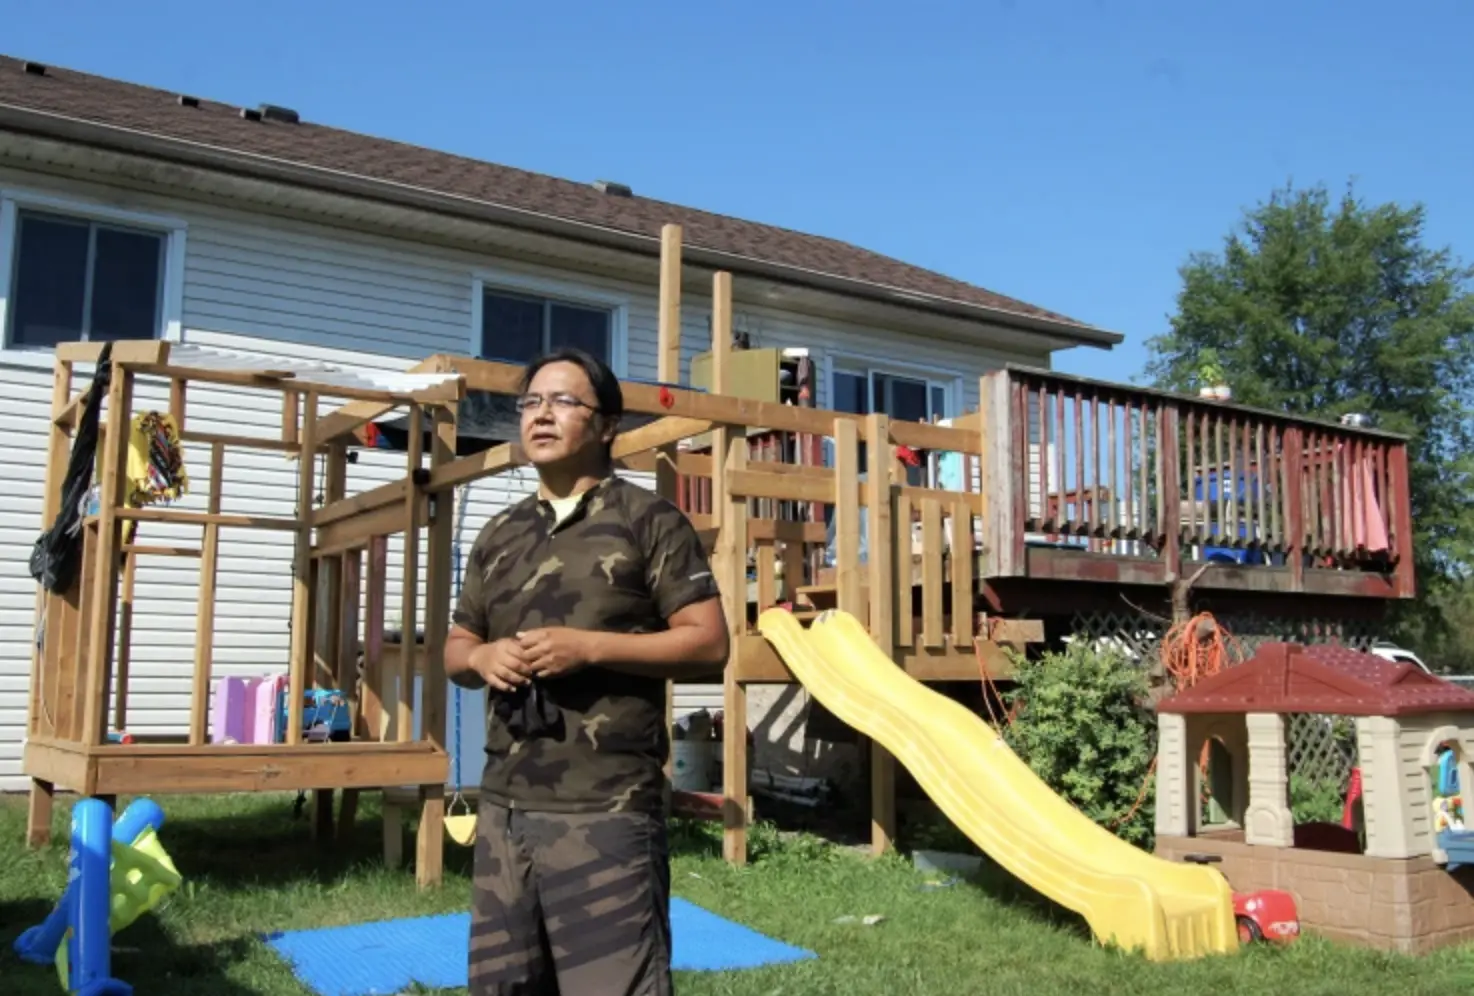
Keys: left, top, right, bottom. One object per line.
{"left": 1233, "top": 889, "right": 1300, "bottom": 944}
{"left": 1183, "top": 853, "right": 1301, "bottom": 945}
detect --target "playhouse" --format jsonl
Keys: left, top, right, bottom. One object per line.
{"left": 1153, "top": 640, "right": 1474, "bottom": 953}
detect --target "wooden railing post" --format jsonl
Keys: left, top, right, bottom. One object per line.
{"left": 834, "top": 418, "right": 863, "bottom": 616}
{"left": 1158, "top": 404, "right": 1181, "bottom": 578}
{"left": 1283, "top": 427, "right": 1305, "bottom": 592}
{"left": 979, "top": 371, "right": 1018, "bottom": 577}
{"left": 864, "top": 413, "right": 895, "bottom": 856}
{"left": 1388, "top": 441, "right": 1416, "bottom": 597}
{"left": 83, "top": 358, "right": 133, "bottom": 747}
{"left": 286, "top": 392, "right": 318, "bottom": 746}
{"left": 717, "top": 412, "right": 749, "bottom": 865}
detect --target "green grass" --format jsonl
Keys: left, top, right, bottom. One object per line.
{"left": 4, "top": 792, "right": 1474, "bottom": 995}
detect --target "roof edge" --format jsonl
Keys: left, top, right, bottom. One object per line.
{"left": 0, "top": 101, "right": 1124, "bottom": 350}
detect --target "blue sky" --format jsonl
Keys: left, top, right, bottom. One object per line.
{"left": 7, "top": 0, "right": 1471, "bottom": 384}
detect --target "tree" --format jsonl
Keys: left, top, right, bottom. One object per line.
{"left": 1144, "top": 181, "right": 1474, "bottom": 654}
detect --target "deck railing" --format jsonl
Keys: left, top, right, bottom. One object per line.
{"left": 984, "top": 367, "right": 1415, "bottom": 597}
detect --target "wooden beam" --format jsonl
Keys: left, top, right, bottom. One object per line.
{"left": 313, "top": 497, "right": 429, "bottom": 557}
{"left": 314, "top": 479, "right": 411, "bottom": 528}
{"left": 659, "top": 224, "right": 683, "bottom": 384}
{"left": 56, "top": 340, "right": 169, "bottom": 365}
{"left": 656, "top": 233, "right": 683, "bottom": 792}
{"left": 427, "top": 442, "right": 526, "bottom": 493}
{"left": 286, "top": 393, "right": 318, "bottom": 746}
{"left": 308, "top": 357, "right": 447, "bottom": 444}
{"left": 417, "top": 403, "right": 455, "bottom": 888}
{"left": 614, "top": 416, "right": 713, "bottom": 459}
{"left": 188, "top": 442, "right": 225, "bottom": 745}
{"left": 732, "top": 635, "right": 1013, "bottom": 683}
{"left": 398, "top": 405, "right": 424, "bottom": 743}
{"left": 864, "top": 412, "right": 896, "bottom": 857}
{"left": 125, "top": 362, "right": 462, "bottom": 408}
{"left": 82, "top": 360, "right": 132, "bottom": 747}
{"left": 445, "top": 354, "right": 979, "bottom": 452}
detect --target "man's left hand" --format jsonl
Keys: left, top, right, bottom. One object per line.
{"left": 516, "top": 627, "right": 595, "bottom": 679}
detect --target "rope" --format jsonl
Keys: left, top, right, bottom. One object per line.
{"left": 974, "top": 611, "right": 1246, "bottom": 835}
{"left": 1107, "top": 610, "right": 1246, "bottom": 831}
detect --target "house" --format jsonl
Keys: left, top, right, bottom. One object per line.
{"left": 0, "top": 54, "right": 1121, "bottom": 794}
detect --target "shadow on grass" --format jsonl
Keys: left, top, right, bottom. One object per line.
{"left": 1, "top": 900, "right": 268, "bottom": 996}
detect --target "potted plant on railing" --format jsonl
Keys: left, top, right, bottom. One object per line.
{"left": 1197, "top": 349, "right": 1231, "bottom": 401}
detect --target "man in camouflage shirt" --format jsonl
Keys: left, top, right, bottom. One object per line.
{"left": 447, "top": 347, "right": 729, "bottom": 996}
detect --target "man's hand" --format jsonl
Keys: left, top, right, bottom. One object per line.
{"left": 517, "top": 627, "right": 595, "bottom": 679}
{"left": 469, "top": 638, "right": 537, "bottom": 693}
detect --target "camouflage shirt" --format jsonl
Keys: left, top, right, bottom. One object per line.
{"left": 452, "top": 474, "right": 721, "bottom": 815}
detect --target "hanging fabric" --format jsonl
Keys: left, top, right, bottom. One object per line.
{"left": 29, "top": 343, "right": 114, "bottom": 593}
{"left": 117, "top": 410, "right": 189, "bottom": 509}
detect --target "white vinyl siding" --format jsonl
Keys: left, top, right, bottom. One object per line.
{"left": 0, "top": 166, "right": 1053, "bottom": 790}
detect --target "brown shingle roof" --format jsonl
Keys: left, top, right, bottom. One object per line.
{"left": 0, "top": 55, "right": 1112, "bottom": 340}
{"left": 1156, "top": 642, "right": 1474, "bottom": 718}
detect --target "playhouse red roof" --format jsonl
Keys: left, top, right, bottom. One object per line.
{"left": 1155, "top": 642, "right": 1474, "bottom": 718}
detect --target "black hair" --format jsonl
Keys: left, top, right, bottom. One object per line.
{"left": 519, "top": 346, "right": 624, "bottom": 417}
{"left": 519, "top": 347, "right": 624, "bottom": 456}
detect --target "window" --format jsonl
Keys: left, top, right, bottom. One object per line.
{"left": 6, "top": 210, "right": 166, "bottom": 348}
{"left": 832, "top": 365, "right": 955, "bottom": 484}
{"left": 479, "top": 288, "right": 612, "bottom": 365}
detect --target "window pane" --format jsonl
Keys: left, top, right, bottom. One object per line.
{"left": 879, "top": 374, "right": 929, "bottom": 422}
{"left": 930, "top": 384, "right": 947, "bottom": 420}
{"left": 833, "top": 371, "right": 868, "bottom": 414}
{"left": 10, "top": 214, "right": 88, "bottom": 348}
{"left": 89, "top": 227, "right": 163, "bottom": 341}
{"left": 549, "top": 302, "right": 609, "bottom": 360}
{"left": 481, "top": 292, "right": 544, "bottom": 362}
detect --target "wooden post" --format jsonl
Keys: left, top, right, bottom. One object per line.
{"left": 709, "top": 271, "right": 748, "bottom": 863}
{"left": 417, "top": 403, "right": 457, "bottom": 888}
{"left": 82, "top": 359, "right": 133, "bottom": 747}
{"left": 834, "top": 418, "right": 862, "bottom": 617}
{"left": 286, "top": 392, "right": 318, "bottom": 746}
{"left": 360, "top": 537, "right": 388, "bottom": 742}
{"left": 1284, "top": 427, "right": 1305, "bottom": 593}
{"left": 314, "top": 443, "right": 349, "bottom": 839}
{"left": 337, "top": 547, "right": 364, "bottom": 846}
{"left": 1389, "top": 441, "right": 1416, "bottom": 598}
{"left": 113, "top": 548, "right": 136, "bottom": 734}
{"left": 657, "top": 224, "right": 683, "bottom": 785}
{"left": 864, "top": 413, "right": 895, "bottom": 856}
{"left": 980, "top": 371, "right": 1017, "bottom": 577}
{"left": 188, "top": 442, "right": 225, "bottom": 745}
{"left": 658, "top": 223, "right": 683, "bottom": 388}
{"left": 28, "top": 356, "right": 74, "bottom": 845}
{"left": 398, "top": 405, "right": 424, "bottom": 743}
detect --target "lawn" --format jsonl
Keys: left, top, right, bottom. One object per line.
{"left": 3, "top": 792, "right": 1473, "bottom": 995}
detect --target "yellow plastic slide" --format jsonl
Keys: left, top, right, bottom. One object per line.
{"left": 756, "top": 607, "right": 1238, "bottom": 962}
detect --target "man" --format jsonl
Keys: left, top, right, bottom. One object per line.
{"left": 446, "top": 347, "right": 730, "bottom": 996}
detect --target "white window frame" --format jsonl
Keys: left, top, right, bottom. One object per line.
{"left": 0, "top": 187, "right": 187, "bottom": 363}
{"left": 469, "top": 268, "right": 629, "bottom": 378}
{"left": 827, "top": 353, "right": 964, "bottom": 486}
{"left": 828, "top": 353, "right": 962, "bottom": 424}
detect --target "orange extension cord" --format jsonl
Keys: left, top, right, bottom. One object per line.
{"left": 975, "top": 611, "right": 1246, "bottom": 832}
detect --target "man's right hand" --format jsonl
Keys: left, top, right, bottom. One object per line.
{"left": 470, "top": 638, "right": 536, "bottom": 693}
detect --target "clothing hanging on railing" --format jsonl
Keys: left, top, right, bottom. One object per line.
{"left": 30, "top": 342, "right": 113, "bottom": 593}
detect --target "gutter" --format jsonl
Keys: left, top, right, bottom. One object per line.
{"left": 0, "top": 102, "right": 1124, "bottom": 350}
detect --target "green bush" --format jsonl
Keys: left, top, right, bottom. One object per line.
{"left": 1001, "top": 640, "right": 1159, "bottom": 848}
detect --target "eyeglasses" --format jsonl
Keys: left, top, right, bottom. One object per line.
{"left": 515, "top": 392, "right": 599, "bottom": 415}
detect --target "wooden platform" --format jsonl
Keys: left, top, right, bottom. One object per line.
{"left": 24, "top": 736, "right": 449, "bottom": 796}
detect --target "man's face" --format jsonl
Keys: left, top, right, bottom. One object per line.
{"left": 518, "top": 360, "right": 615, "bottom": 468}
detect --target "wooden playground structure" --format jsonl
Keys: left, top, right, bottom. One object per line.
{"left": 23, "top": 224, "right": 1417, "bottom": 886}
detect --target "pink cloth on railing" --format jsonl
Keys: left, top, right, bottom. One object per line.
{"left": 1340, "top": 448, "right": 1389, "bottom": 554}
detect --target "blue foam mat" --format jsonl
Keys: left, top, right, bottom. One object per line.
{"left": 264, "top": 897, "right": 815, "bottom": 996}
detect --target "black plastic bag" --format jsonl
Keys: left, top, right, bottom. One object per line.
{"left": 30, "top": 343, "right": 114, "bottom": 593}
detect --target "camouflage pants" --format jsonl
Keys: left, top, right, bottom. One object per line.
{"left": 469, "top": 799, "right": 673, "bottom": 996}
